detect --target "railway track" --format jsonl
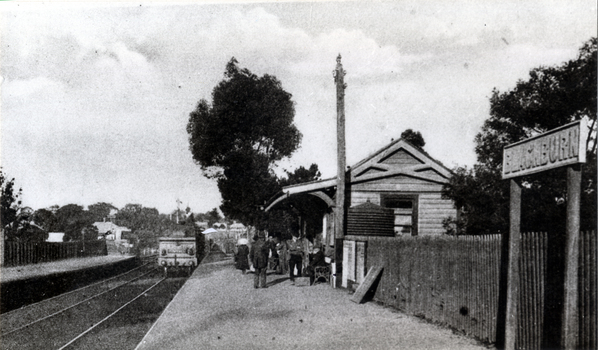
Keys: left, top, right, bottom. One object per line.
{"left": 0, "top": 251, "right": 227, "bottom": 350}
{"left": 1, "top": 262, "right": 155, "bottom": 335}
{"left": 0, "top": 259, "right": 186, "bottom": 350}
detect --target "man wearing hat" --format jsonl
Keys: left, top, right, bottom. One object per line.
{"left": 249, "top": 231, "right": 270, "bottom": 289}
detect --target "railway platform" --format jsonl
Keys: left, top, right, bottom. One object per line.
{"left": 135, "top": 260, "right": 488, "bottom": 350}
{"left": 0, "top": 254, "right": 134, "bottom": 283}
{"left": 0, "top": 254, "right": 137, "bottom": 313}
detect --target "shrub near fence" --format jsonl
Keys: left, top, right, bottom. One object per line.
{"left": 365, "top": 231, "right": 596, "bottom": 349}
{"left": 3, "top": 240, "right": 108, "bottom": 267}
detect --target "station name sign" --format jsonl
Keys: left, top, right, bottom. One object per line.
{"left": 502, "top": 120, "right": 587, "bottom": 179}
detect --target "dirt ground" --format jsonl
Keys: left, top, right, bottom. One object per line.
{"left": 136, "top": 260, "right": 489, "bottom": 350}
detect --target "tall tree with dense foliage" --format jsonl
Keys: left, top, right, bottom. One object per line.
{"left": 187, "top": 58, "right": 302, "bottom": 227}
{"left": 443, "top": 38, "right": 597, "bottom": 234}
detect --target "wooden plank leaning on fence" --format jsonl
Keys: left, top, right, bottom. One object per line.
{"left": 351, "top": 266, "right": 383, "bottom": 304}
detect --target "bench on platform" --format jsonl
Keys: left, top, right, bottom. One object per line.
{"left": 313, "top": 265, "right": 331, "bottom": 285}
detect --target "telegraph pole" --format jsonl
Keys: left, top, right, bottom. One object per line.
{"left": 333, "top": 54, "right": 346, "bottom": 285}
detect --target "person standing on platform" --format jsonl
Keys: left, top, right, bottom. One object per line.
{"left": 266, "top": 235, "right": 279, "bottom": 272}
{"left": 234, "top": 238, "right": 250, "bottom": 274}
{"left": 276, "top": 236, "right": 288, "bottom": 275}
{"left": 286, "top": 233, "right": 303, "bottom": 285}
{"left": 249, "top": 232, "right": 270, "bottom": 289}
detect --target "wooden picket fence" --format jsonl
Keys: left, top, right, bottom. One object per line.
{"left": 2, "top": 240, "right": 108, "bottom": 267}
{"left": 365, "top": 231, "right": 596, "bottom": 349}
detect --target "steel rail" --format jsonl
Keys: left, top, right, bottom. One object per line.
{"left": 57, "top": 277, "right": 166, "bottom": 350}
{"left": 2, "top": 268, "right": 157, "bottom": 336}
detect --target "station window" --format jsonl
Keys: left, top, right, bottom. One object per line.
{"left": 381, "top": 194, "right": 418, "bottom": 236}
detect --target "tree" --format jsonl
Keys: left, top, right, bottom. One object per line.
{"left": 217, "top": 150, "right": 280, "bottom": 227}
{"left": 400, "top": 129, "right": 426, "bottom": 148}
{"left": 88, "top": 202, "right": 117, "bottom": 223}
{"left": 1, "top": 169, "right": 22, "bottom": 232}
{"left": 187, "top": 58, "right": 302, "bottom": 227}
{"left": 54, "top": 204, "right": 96, "bottom": 241}
{"left": 267, "top": 163, "right": 323, "bottom": 240}
{"left": 204, "top": 208, "right": 222, "bottom": 227}
{"left": 81, "top": 225, "right": 99, "bottom": 241}
{"left": 0, "top": 171, "right": 46, "bottom": 242}
{"left": 115, "top": 204, "right": 161, "bottom": 233}
{"left": 443, "top": 37, "right": 597, "bottom": 234}
{"left": 279, "top": 164, "right": 321, "bottom": 187}
{"left": 32, "top": 208, "right": 57, "bottom": 232}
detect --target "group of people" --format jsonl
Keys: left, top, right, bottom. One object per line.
{"left": 234, "top": 232, "right": 329, "bottom": 289}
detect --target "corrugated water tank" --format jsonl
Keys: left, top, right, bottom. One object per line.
{"left": 346, "top": 201, "right": 394, "bottom": 236}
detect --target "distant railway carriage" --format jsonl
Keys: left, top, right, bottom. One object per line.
{"left": 158, "top": 237, "right": 197, "bottom": 277}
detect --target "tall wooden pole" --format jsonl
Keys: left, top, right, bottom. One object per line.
{"left": 561, "top": 164, "right": 581, "bottom": 349}
{"left": 333, "top": 54, "right": 346, "bottom": 241}
{"left": 505, "top": 178, "right": 522, "bottom": 350}
{"left": 333, "top": 54, "right": 347, "bottom": 287}
{"left": 0, "top": 227, "right": 4, "bottom": 267}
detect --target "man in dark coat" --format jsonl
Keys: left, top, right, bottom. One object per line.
{"left": 249, "top": 232, "right": 270, "bottom": 288}
{"left": 305, "top": 244, "right": 328, "bottom": 285}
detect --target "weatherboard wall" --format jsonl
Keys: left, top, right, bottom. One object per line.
{"left": 343, "top": 140, "right": 456, "bottom": 236}
{"left": 348, "top": 181, "right": 455, "bottom": 236}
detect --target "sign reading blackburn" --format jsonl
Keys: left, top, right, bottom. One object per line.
{"left": 502, "top": 120, "right": 587, "bottom": 179}
{"left": 501, "top": 119, "right": 587, "bottom": 350}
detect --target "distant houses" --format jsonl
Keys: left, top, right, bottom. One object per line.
{"left": 197, "top": 221, "right": 247, "bottom": 243}
{"left": 93, "top": 221, "right": 131, "bottom": 241}
{"left": 229, "top": 222, "right": 247, "bottom": 239}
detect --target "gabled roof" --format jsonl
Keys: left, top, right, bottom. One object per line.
{"left": 280, "top": 139, "right": 452, "bottom": 194}
{"left": 265, "top": 138, "right": 453, "bottom": 212}
{"left": 349, "top": 138, "right": 453, "bottom": 185}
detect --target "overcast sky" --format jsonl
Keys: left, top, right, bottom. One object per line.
{"left": 1, "top": 0, "right": 596, "bottom": 214}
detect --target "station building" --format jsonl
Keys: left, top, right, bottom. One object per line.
{"left": 265, "top": 137, "right": 457, "bottom": 288}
